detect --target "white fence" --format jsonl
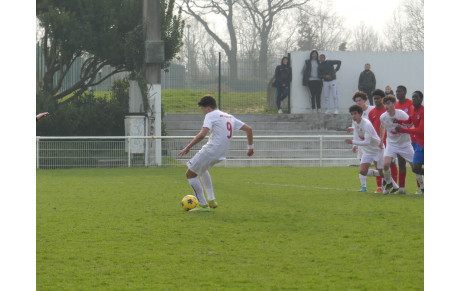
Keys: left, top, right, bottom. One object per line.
{"left": 36, "top": 135, "right": 359, "bottom": 169}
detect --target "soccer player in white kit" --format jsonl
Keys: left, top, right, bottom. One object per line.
{"left": 344, "top": 105, "right": 384, "bottom": 192}
{"left": 379, "top": 95, "right": 414, "bottom": 194}
{"left": 179, "top": 95, "right": 254, "bottom": 211}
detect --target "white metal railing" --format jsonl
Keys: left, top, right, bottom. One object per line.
{"left": 36, "top": 135, "right": 358, "bottom": 169}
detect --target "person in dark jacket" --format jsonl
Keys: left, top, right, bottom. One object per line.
{"left": 358, "top": 63, "right": 377, "bottom": 105}
{"left": 302, "top": 50, "right": 323, "bottom": 113}
{"left": 274, "top": 56, "right": 292, "bottom": 114}
{"left": 318, "top": 54, "right": 341, "bottom": 114}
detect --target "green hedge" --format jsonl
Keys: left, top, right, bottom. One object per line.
{"left": 36, "top": 80, "right": 130, "bottom": 136}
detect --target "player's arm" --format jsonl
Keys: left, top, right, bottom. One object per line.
{"left": 179, "top": 127, "right": 210, "bottom": 156}
{"left": 36, "top": 112, "right": 49, "bottom": 122}
{"left": 397, "top": 116, "right": 423, "bottom": 135}
{"left": 379, "top": 122, "right": 386, "bottom": 148}
{"left": 240, "top": 124, "right": 254, "bottom": 156}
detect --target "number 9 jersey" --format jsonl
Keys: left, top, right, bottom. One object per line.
{"left": 201, "top": 110, "right": 245, "bottom": 160}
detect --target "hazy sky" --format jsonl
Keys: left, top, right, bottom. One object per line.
{"left": 330, "top": 0, "right": 402, "bottom": 32}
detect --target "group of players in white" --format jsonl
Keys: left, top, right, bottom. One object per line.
{"left": 180, "top": 89, "right": 424, "bottom": 211}
{"left": 345, "top": 87, "right": 424, "bottom": 195}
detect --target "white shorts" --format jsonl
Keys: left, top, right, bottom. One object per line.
{"left": 187, "top": 149, "right": 225, "bottom": 176}
{"left": 357, "top": 146, "right": 363, "bottom": 160}
{"left": 384, "top": 143, "right": 414, "bottom": 163}
{"left": 361, "top": 150, "right": 384, "bottom": 168}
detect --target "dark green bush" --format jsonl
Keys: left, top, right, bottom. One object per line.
{"left": 36, "top": 80, "right": 129, "bottom": 136}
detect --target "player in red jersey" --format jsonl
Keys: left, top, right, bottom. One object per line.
{"left": 368, "top": 89, "right": 398, "bottom": 193}
{"left": 396, "top": 90, "right": 424, "bottom": 194}
{"left": 393, "top": 85, "right": 415, "bottom": 194}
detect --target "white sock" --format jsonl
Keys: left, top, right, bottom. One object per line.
{"left": 383, "top": 168, "right": 392, "bottom": 185}
{"left": 359, "top": 174, "right": 367, "bottom": 188}
{"left": 367, "top": 169, "right": 380, "bottom": 177}
{"left": 416, "top": 174, "right": 424, "bottom": 189}
{"left": 200, "top": 171, "right": 215, "bottom": 201}
{"left": 188, "top": 177, "right": 207, "bottom": 206}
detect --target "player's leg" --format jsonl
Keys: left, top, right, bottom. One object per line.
{"left": 357, "top": 162, "right": 371, "bottom": 191}
{"left": 185, "top": 169, "right": 209, "bottom": 210}
{"left": 200, "top": 170, "right": 218, "bottom": 208}
{"left": 382, "top": 152, "right": 399, "bottom": 194}
{"left": 390, "top": 158, "right": 398, "bottom": 186}
{"left": 186, "top": 152, "right": 212, "bottom": 211}
{"left": 396, "top": 146, "right": 415, "bottom": 194}
{"left": 374, "top": 161, "right": 383, "bottom": 193}
{"left": 397, "top": 154, "right": 407, "bottom": 192}
{"left": 412, "top": 145, "right": 424, "bottom": 194}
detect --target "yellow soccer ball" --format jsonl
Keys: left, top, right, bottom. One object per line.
{"left": 181, "top": 195, "right": 198, "bottom": 211}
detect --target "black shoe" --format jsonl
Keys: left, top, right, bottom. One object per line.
{"left": 390, "top": 187, "right": 399, "bottom": 194}
{"left": 383, "top": 182, "right": 393, "bottom": 194}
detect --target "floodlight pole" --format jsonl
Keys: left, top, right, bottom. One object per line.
{"left": 143, "top": 0, "right": 164, "bottom": 166}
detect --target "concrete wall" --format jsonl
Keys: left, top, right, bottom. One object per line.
{"left": 290, "top": 51, "right": 424, "bottom": 114}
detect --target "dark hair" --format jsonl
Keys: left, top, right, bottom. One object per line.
{"left": 310, "top": 50, "right": 319, "bottom": 60}
{"left": 371, "top": 89, "right": 385, "bottom": 98}
{"left": 413, "top": 90, "right": 424, "bottom": 100}
{"left": 280, "top": 56, "right": 290, "bottom": 66}
{"left": 352, "top": 91, "right": 368, "bottom": 101}
{"left": 198, "top": 95, "right": 217, "bottom": 109}
{"left": 396, "top": 85, "right": 407, "bottom": 93}
{"left": 349, "top": 104, "right": 363, "bottom": 114}
{"left": 383, "top": 95, "right": 397, "bottom": 104}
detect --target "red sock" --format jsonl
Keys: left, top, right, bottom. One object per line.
{"left": 391, "top": 165, "right": 398, "bottom": 183}
{"left": 375, "top": 166, "right": 382, "bottom": 188}
{"left": 399, "top": 172, "right": 406, "bottom": 188}
{"left": 416, "top": 180, "right": 420, "bottom": 188}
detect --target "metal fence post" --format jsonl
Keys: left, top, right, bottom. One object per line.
{"left": 127, "top": 137, "right": 131, "bottom": 167}
{"left": 36, "top": 137, "right": 40, "bottom": 169}
{"left": 319, "top": 135, "right": 323, "bottom": 167}
{"left": 218, "top": 52, "right": 221, "bottom": 109}
{"left": 288, "top": 53, "right": 291, "bottom": 114}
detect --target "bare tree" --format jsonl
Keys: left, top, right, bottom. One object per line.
{"left": 240, "top": 0, "right": 309, "bottom": 79}
{"left": 182, "top": 0, "right": 239, "bottom": 81}
{"left": 382, "top": 0, "right": 423, "bottom": 51}
{"left": 383, "top": 9, "right": 406, "bottom": 51}
{"left": 296, "top": 0, "right": 348, "bottom": 51}
{"left": 404, "top": 0, "right": 424, "bottom": 51}
{"left": 349, "top": 22, "right": 381, "bottom": 51}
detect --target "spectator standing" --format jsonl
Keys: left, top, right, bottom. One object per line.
{"left": 318, "top": 54, "right": 341, "bottom": 114}
{"left": 302, "top": 50, "right": 323, "bottom": 113}
{"left": 274, "top": 56, "right": 292, "bottom": 114}
{"left": 358, "top": 63, "right": 376, "bottom": 105}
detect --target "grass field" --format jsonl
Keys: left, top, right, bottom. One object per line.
{"left": 73, "top": 89, "right": 272, "bottom": 114}
{"left": 36, "top": 167, "right": 423, "bottom": 290}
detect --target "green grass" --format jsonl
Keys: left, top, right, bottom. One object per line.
{"left": 61, "top": 89, "right": 269, "bottom": 113}
{"left": 36, "top": 167, "right": 423, "bottom": 290}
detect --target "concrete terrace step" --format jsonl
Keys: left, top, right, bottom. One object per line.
{"left": 164, "top": 113, "right": 352, "bottom": 134}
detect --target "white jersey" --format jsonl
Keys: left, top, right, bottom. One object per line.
{"left": 351, "top": 118, "right": 381, "bottom": 155}
{"left": 380, "top": 109, "right": 411, "bottom": 148}
{"left": 201, "top": 110, "right": 245, "bottom": 160}
{"left": 362, "top": 105, "right": 375, "bottom": 120}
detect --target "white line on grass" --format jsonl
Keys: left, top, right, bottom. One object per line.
{"left": 251, "top": 182, "right": 354, "bottom": 191}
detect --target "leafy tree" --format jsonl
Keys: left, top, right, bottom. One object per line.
{"left": 36, "top": 0, "right": 184, "bottom": 107}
